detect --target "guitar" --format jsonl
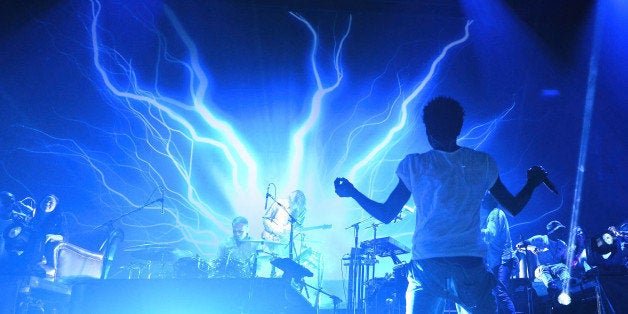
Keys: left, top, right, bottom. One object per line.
{"left": 515, "top": 242, "right": 549, "bottom": 254}
{"left": 261, "top": 224, "right": 332, "bottom": 243}
{"left": 302, "top": 224, "right": 332, "bottom": 232}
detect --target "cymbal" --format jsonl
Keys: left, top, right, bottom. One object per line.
{"left": 124, "top": 243, "right": 172, "bottom": 252}
{"left": 271, "top": 258, "right": 313, "bottom": 278}
{"left": 171, "top": 248, "right": 195, "bottom": 258}
{"left": 124, "top": 244, "right": 193, "bottom": 261}
{"left": 255, "top": 250, "right": 278, "bottom": 260}
{"left": 239, "top": 239, "right": 286, "bottom": 246}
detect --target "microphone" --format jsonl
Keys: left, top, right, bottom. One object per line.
{"left": 393, "top": 206, "right": 415, "bottom": 222}
{"left": 159, "top": 186, "right": 165, "bottom": 214}
{"left": 393, "top": 213, "right": 404, "bottom": 222}
{"left": 543, "top": 177, "right": 559, "bottom": 195}
{"left": 264, "top": 184, "right": 270, "bottom": 211}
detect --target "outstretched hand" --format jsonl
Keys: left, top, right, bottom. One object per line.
{"left": 515, "top": 241, "right": 544, "bottom": 254}
{"left": 526, "top": 165, "right": 548, "bottom": 188}
{"left": 334, "top": 177, "right": 356, "bottom": 197}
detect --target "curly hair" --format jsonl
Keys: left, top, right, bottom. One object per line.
{"left": 288, "top": 190, "right": 306, "bottom": 210}
{"left": 232, "top": 216, "right": 249, "bottom": 227}
{"left": 422, "top": 96, "right": 465, "bottom": 139}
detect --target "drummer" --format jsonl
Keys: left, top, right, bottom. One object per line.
{"left": 215, "top": 216, "right": 258, "bottom": 278}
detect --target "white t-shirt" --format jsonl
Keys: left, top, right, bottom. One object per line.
{"left": 527, "top": 234, "right": 567, "bottom": 266}
{"left": 396, "top": 147, "right": 499, "bottom": 260}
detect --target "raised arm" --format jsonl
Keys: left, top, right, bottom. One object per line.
{"left": 334, "top": 177, "right": 411, "bottom": 224}
{"left": 489, "top": 166, "right": 548, "bottom": 216}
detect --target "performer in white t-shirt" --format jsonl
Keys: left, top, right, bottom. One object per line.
{"left": 334, "top": 96, "right": 550, "bottom": 314}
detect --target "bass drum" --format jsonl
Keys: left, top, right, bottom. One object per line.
{"left": 211, "top": 257, "right": 253, "bottom": 279}
{"left": 3, "top": 222, "right": 33, "bottom": 252}
{"left": 365, "top": 263, "right": 409, "bottom": 314}
{"left": 174, "top": 256, "right": 212, "bottom": 279}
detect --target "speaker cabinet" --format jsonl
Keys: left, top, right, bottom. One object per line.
{"left": 597, "top": 272, "right": 628, "bottom": 314}
{"left": 69, "top": 278, "right": 314, "bottom": 314}
{"left": 510, "top": 278, "right": 535, "bottom": 314}
{"left": 0, "top": 276, "right": 21, "bottom": 314}
{"left": 365, "top": 278, "right": 405, "bottom": 314}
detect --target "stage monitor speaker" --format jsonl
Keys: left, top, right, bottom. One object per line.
{"left": 365, "top": 277, "right": 405, "bottom": 314}
{"left": 0, "top": 276, "right": 22, "bottom": 314}
{"left": 510, "top": 278, "right": 535, "bottom": 314}
{"left": 597, "top": 272, "right": 628, "bottom": 314}
{"left": 69, "top": 278, "right": 314, "bottom": 314}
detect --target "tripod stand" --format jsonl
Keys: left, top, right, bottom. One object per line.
{"left": 344, "top": 218, "right": 379, "bottom": 314}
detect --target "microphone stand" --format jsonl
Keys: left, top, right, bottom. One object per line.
{"left": 266, "top": 193, "right": 298, "bottom": 260}
{"left": 364, "top": 222, "right": 382, "bottom": 282}
{"left": 301, "top": 281, "right": 343, "bottom": 313}
{"left": 92, "top": 197, "right": 162, "bottom": 232}
{"left": 364, "top": 222, "right": 382, "bottom": 240}
{"left": 344, "top": 216, "right": 372, "bottom": 314}
{"left": 288, "top": 212, "right": 296, "bottom": 260}
{"left": 345, "top": 216, "right": 372, "bottom": 247}
{"left": 91, "top": 197, "right": 162, "bottom": 279}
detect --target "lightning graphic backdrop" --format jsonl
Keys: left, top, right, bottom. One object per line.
{"left": 1, "top": 0, "right": 625, "bottom": 289}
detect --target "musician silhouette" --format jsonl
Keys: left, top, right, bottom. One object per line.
{"left": 334, "top": 96, "right": 550, "bottom": 313}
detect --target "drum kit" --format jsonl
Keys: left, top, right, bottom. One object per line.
{"left": 120, "top": 241, "right": 279, "bottom": 280}
{"left": 121, "top": 244, "right": 245, "bottom": 280}
{"left": 122, "top": 244, "right": 191, "bottom": 279}
{"left": 120, "top": 230, "right": 326, "bottom": 281}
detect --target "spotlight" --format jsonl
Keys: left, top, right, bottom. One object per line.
{"left": 557, "top": 292, "right": 572, "bottom": 305}
{"left": 589, "top": 232, "right": 621, "bottom": 266}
